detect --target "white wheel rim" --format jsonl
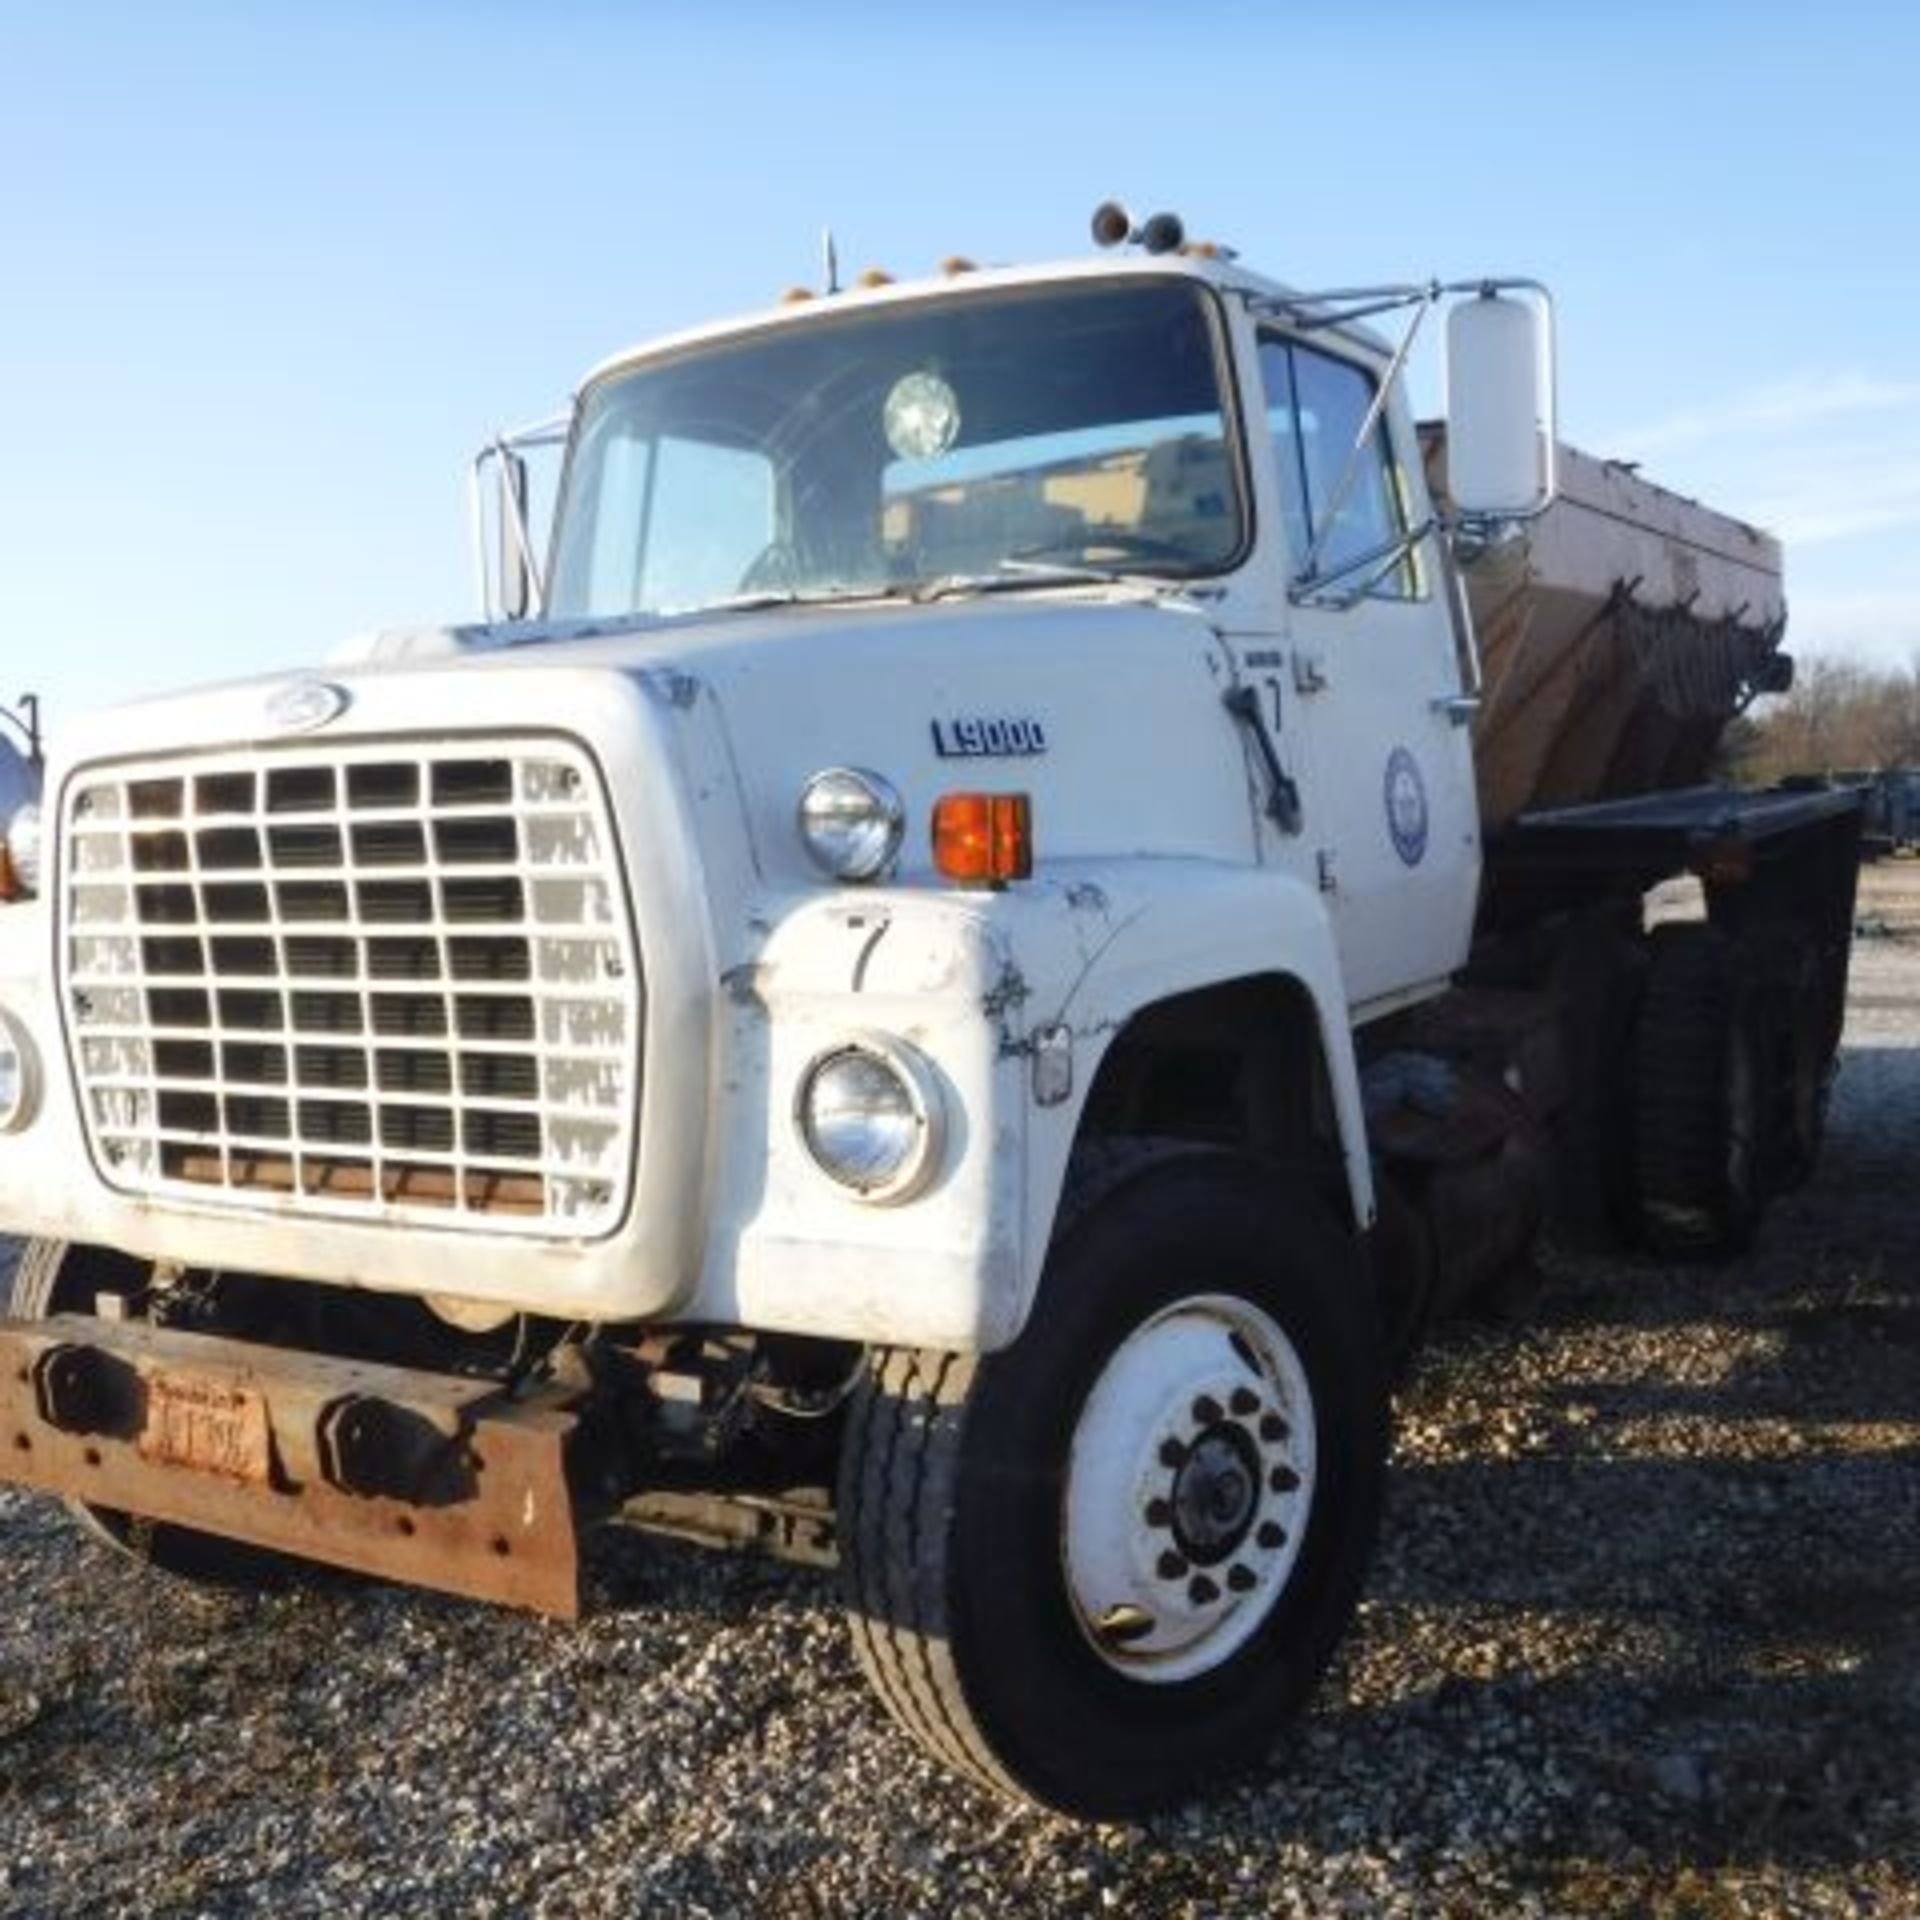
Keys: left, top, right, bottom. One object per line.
{"left": 1062, "top": 1292, "right": 1317, "bottom": 1684}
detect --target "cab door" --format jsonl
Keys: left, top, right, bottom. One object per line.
{"left": 1242, "top": 328, "right": 1481, "bottom": 1015}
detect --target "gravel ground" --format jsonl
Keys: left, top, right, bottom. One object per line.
{"left": 4, "top": 873, "right": 1919, "bottom": 1917}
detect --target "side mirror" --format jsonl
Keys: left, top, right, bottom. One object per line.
{"left": 470, "top": 415, "right": 566, "bottom": 623}
{"left": 496, "top": 450, "right": 533, "bottom": 621}
{"left": 1444, "top": 291, "right": 1555, "bottom": 520}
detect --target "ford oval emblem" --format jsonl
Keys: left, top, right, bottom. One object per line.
{"left": 265, "top": 679, "right": 350, "bottom": 734}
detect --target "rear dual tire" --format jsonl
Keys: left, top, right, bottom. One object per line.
{"left": 1629, "top": 925, "right": 1783, "bottom": 1258}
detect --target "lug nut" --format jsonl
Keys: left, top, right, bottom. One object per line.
{"left": 1158, "top": 1436, "right": 1187, "bottom": 1470}
{"left": 1157, "top": 1549, "right": 1189, "bottom": 1581}
{"left": 1260, "top": 1413, "right": 1289, "bottom": 1443}
{"left": 1226, "top": 1563, "right": 1257, "bottom": 1593}
{"left": 1188, "top": 1574, "right": 1221, "bottom": 1605}
{"left": 1144, "top": 1497, "right": 1173, "bottom": 1528}
{"left": 1191, "top": 1393, "right": 1224, "bottom": 1426}
{"left": 1230, "top": 1387, "right": 1260, "bottom": 1417}
{"left": 1257, "top": 1520, "right": 1287, "bottom": 1550}
{"left": 1268, "top": 1466, "right": 1300, "bottom": 1493}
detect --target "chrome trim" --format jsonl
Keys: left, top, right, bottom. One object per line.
{"left": 59, "top": 733, "right": 642, "bottom": 1238}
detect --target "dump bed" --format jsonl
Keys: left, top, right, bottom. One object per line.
{"left": 1421, "top": 431, "right": 1789, "bottom": 829}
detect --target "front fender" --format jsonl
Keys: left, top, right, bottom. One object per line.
{"left": 992, "top": 859, "right": 1374, "bottom": 1327}
{"left": 695, "top": 887, "right": 1031, "bottom": 1350}
{"left": 694, "top": 861, "right": 1368, "bottom": 1354}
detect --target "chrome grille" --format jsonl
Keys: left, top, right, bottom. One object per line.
{"left": 62, "top": 737, "right": 640, "bottom": 1236}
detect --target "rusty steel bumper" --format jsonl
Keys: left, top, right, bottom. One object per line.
{"left": 0, "top": 1314, "right": 583, "bottom": 1618}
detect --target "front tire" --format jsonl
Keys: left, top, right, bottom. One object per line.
{"left": 836, "top": 1146, "right": 1388, "bottom": 1816}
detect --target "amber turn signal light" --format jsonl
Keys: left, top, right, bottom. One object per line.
{"left": 932, "top": 792, "right": 1033, "bottom": 886}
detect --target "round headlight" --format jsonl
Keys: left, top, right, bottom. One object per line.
{"left": 797, "top": 1038, "right": 942, "bottom": 1201}
{"left": 798, "top": 768, "right": 904, "bottom": 882}
{"left": 3, "top": 802, "right": 42, "bottom": 898}
{"left": 0, "top": 1009, "right": 39, "bottom": 1132}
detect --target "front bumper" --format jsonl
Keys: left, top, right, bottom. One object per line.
{"left": 0, "top": 1311, "right": 583, "bottom": 1615}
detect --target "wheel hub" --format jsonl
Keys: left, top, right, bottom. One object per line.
{"left": 1170, "top": 1423, "right": 1259, "bottom": 1563}
{"left": 1063, "top": 1293, "right": 1317, "bottom": 1684}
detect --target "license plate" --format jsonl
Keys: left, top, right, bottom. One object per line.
{"left": 138, "top": 1370, "right": 273, "bottom": 1485}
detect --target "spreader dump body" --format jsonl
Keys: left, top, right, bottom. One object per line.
{"left": 1423, "top": 432, "right": 1789, "bottom": 830}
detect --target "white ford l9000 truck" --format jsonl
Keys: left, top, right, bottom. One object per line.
{"left": 0, "top": 208, "right": 1859, "bottom": 1815}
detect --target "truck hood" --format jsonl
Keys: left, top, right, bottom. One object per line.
{"left": 328, "top": 596, "right": 1263, "bottom": 885}
{"left": 52, "top": 593, "right": 1265, "bottom": 915}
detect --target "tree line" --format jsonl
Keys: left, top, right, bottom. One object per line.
{"left": 1725, "top": 657, "right": 1920, "bottom": 785}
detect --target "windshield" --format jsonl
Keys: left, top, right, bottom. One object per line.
{"left": 547, "top": 279, "right": 1243, "bottom": 619}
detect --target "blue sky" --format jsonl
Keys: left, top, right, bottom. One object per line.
{"left": 3, "top": 1, "right": 1916, "bottom": 739}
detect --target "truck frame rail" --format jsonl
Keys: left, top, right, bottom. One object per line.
{"left": 1489, "top": 781, "right": 1865, "bottom": 890}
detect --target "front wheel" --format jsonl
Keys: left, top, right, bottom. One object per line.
{"left": 836, "top": 1146, "right": 1388, "bottom": 1816}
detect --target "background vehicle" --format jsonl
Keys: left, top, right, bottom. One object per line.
{"left": 0, "top": 208, "right": 1858, "bottom": 1816}
{"left": 1841, "top": 767, "right": 1920, "bottom": 859}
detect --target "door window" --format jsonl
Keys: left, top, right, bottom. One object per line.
{"left": 558, "top": 425, "right": 776, "bottom": 616}
{"left": 1259, "top": 337, "right": 1421, "bottom": 598}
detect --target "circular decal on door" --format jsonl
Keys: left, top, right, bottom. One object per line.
{"left": 1384, "top": 747, "right": 1429, "bottom": 867}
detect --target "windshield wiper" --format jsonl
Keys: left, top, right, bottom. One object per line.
{"left": 692, "top": 565, "right": 1174, "bottom": 616}
{"left": 683, "top": 585, "right": 901, "bottom": 617}
{"left": 694, "top": 589, "right": 810, "bottom": 614}
{"left": 912, "top": 558, "right": 1159, "bottom": 603}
